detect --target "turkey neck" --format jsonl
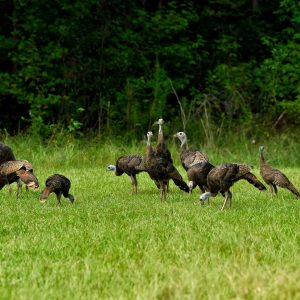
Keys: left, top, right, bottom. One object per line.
{"left": 157, "top": 124, "right": 164, "bottom": 148}
{"left": 146, "top": 135, "right": 153, "bottom": 161}
{"left": 40, "top": 186, "right": 51, "bottom": 199}
{"left": 259, "top": 150, "right": 266, "bottom": 166}
{"left": 155, "top": 123, "right": 168, "bottom": 158}
{"left": 158, "top": 123, "right": 163, "bottom": 135}
{"left": 179, "top": 136, "right": 188, "bottom": 157}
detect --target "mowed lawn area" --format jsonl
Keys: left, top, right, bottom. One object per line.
{"left": 1, "top": 138, "right": 300, "bottom": 299}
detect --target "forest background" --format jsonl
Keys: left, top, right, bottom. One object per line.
{"left": 1, "top": 0, "right": 300, "bottom": 142}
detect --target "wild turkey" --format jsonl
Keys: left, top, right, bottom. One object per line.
{"left": 107, "top": 154, "right": 148, "bottom": 194}
{"left": 174, "top": 132, "right": 209, "bottom": 171}
{"left": 145, "top": 131, "right": 189, "bottom": 201}
{"left": 174, "top": 131, "right": 212, "bottom": 194}
{"left": 40, "top": 174, "right": 74, "bottom": 204}
{"left": 153, "top": 118, "right": 173, "bottom": 163}
{"left": 153, "top": 118, "right": 173, "bottom": 191}
{"left": 200, "top": 163, "right": 266, "bottom": 210}
{"left": 0, "top": 160, "right": 39, "bottom": 195}
{"left": 259, "top": 146, "right": 300, "bottom": 197}
{"left": 0, "top": 169, "right": 39, "bottom": 190}
{"left": 186, "top": 161, "right": 215, "bottom": 194}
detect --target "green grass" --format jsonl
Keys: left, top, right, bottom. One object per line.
{"left": 1, "top": 135, "right": 300, "bottom": 299}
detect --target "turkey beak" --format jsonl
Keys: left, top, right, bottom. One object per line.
{"left": 27, "top": 182, "right": 39, "bottom": 191}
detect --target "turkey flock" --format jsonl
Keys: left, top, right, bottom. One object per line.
{"left": 0, "top": 142, "right": 74, "bottom": 204}
{"left": 107, "top": 118, "right": 300, "bottom": 210}
{"left": 1, "top": 117, "right": 299, "bottom": 210}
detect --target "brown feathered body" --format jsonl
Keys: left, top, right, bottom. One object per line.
{"left": 200, "top": 163, "right": 266, "bottom": 210}
{"left": 180, "top": 148, "right": 209, "bottom": 171}
{"left": 0, "top": 160, "right": 33, "bottom": 176}
{"left": 187, "top": 161, "right": 215, "bottom": 193}
{"left": 40, "top": 174, "right": 74, "bottom": 204}
{"left": 259, "top": 146, "right": 300, "bottom": 197}
{"left": 174, "top": 132, "right": 208, "bottom": 171}
{"left": 207, "top": 163, "right": 266, "bottom": 195}
{"left": 154, "top": 121, "right": 173, "bottom": 164}
{"left": 154, "top": 119, "right": 173, "bottom": 191}
{"left": 174, "top": 132, "right": 211, "bottom": 193}
{"left": 107, "top": 154, "right": 147, "bottom": 193}
{"left": 145, "top": 132, "right": 189, "bottom": 201}
{"left": 115, "top": 155, "right": 145, "bottom": 176}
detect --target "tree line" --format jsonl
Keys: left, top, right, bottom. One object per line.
{"left": 1, "top": 0, "right": 300, "bottom": 138}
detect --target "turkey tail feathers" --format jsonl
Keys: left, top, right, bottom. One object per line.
{"left": 172, "top": 177, "right": 189, "bottom": 193}
{"left": 168, "top": 168, "right": 189, "bottom": 193}
{"left": 244, "top": 173, "right": 266, "bottom": 191}
{"left": 287, "top": 183, "right": 300, "bottom": 198}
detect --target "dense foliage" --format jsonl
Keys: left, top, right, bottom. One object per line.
{"left": 1, "top": 0, "right": 300, "bottom": 137}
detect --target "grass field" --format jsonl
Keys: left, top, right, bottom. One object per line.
{"left": 1, "top": 135, "right": 300, "bottom": 299}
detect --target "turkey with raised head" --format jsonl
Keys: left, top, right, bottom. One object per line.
{"left": 174, "top": 132, "right": 212, "bottom": 194}
{"left": 107, "top": 154, "right": 147, "bottom": 194}
{"left": 174, "top": 132, "right": 209, "bottom": 171}
{"left": 153, "top": 118, "right": 173, "bottom": 163}
{"left": 40, "top": 174, "right": 74, "bottom": 204}
{"left": 259, "top": 146, "right": 300, "bottom": 197}
{"left": 200, "top": 163, "right": 266, "bottom": 210}
{"left": 153, "top": 118, "right": 173, "bottom": 192}
{"left": 145, "top": 131, "right": 189, "bottom": 202}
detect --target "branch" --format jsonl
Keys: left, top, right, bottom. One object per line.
{"left": 169, "top": 79, "right": 186, "bottom": 132}
{"left": 272, "top": 111, "right": 286, "bottom": 130}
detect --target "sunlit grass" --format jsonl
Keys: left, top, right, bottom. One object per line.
{"left": 0, "top": 135, "right": 300, "bottom": 299}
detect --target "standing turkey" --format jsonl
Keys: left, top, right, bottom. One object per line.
{"left": 40, "top": 174, "right": 74, "bottom": 204}
{"left": 153, "top": 118, "right": 173, "bottom": 163}
{"left": 259, "top": 146, "right": 300, "bottom": 197}
{"left": 0, "top": 160, "right": 39, "bottom": 195}
{"left": 200, "top": 163, "right": 266, "bottom": 210}
{"left": 153, "top": 118, "right": 172, "bottom": 191}
{"left": 107, "top": 154, "right": 147, "bottom": 194}
{"left": 145, "top": 131, "right": 189, "bottom": 201}
{"left": 174, "top": 131, "right": 212, "bottom": 194}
